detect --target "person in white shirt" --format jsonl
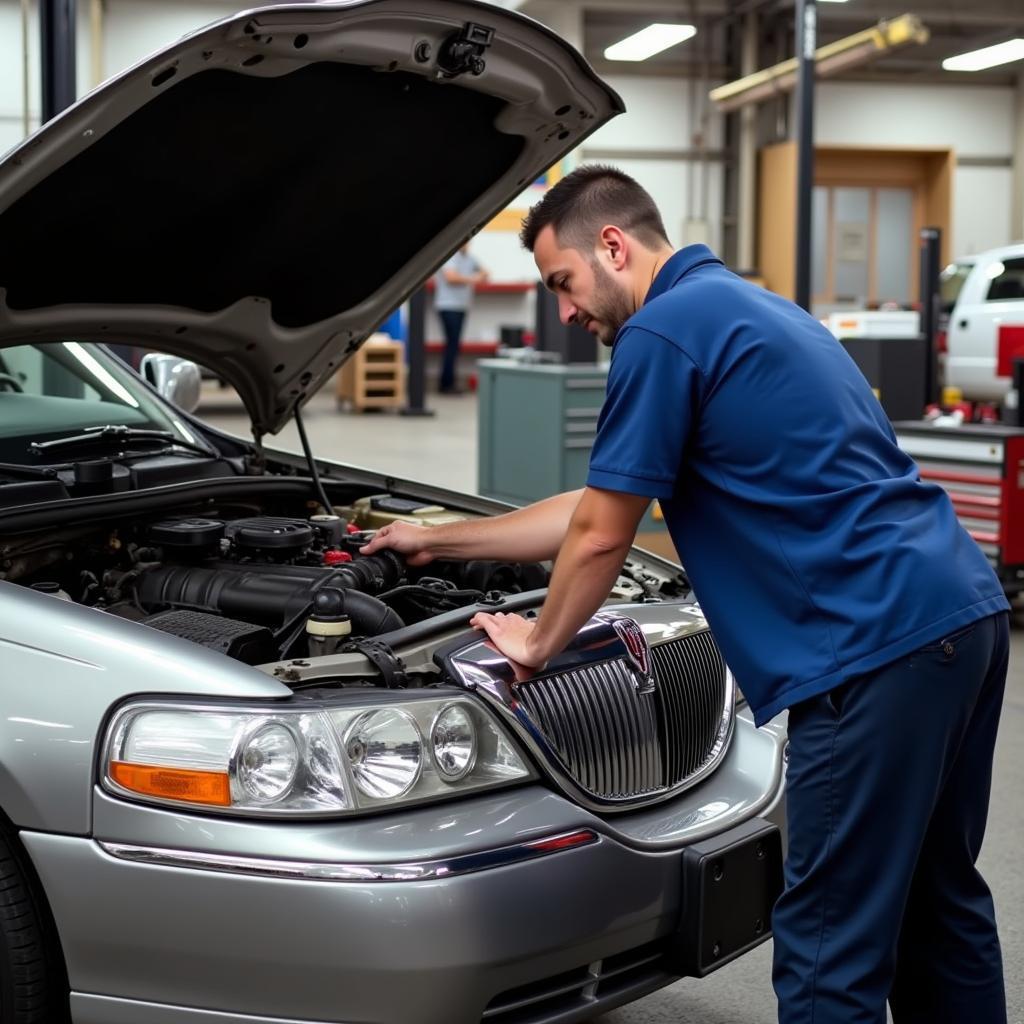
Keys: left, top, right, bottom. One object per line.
{"left": 433, "top": 245, "right": 487, "bottom": 394}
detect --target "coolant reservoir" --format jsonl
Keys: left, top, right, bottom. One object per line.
{"left": 347, "top": 495, "right": 478, "bottom": 530}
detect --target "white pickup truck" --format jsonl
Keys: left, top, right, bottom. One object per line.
{"left": 943, "top": 243, "right": 1024, "bottom": 403}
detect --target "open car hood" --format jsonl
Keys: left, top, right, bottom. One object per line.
{"left": 0, "top": 1, "right": 622, "bottom": 435}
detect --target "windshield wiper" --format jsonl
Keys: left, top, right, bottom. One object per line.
{"left": 30, "top": 424, "right": 215, "bottom": 460}
{"left": 0, "top": 461, "right": 61, "bottom": 480}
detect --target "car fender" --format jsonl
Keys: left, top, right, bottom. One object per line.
{"left": 0, "top": 581, "right": 287, "bottom": 835}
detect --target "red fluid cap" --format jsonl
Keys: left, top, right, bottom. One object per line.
{"left": 345, "top": 523, "right": 361, "bottom": 535}
{"left": 323, "top": 549, "right": 353, "bottom": 565}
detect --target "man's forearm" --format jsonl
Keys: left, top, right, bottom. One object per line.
{"left": 525, "top": 524, "right": 631, "bottom": 666}
{"left": 425, "top": 490, "right": 583, "bottom": 562}
{"left": 465, "top": 488, "right": 649, "bottom": 671}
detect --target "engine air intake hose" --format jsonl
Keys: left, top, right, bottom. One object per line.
{"left": 134, "top": 561, "right": 403, "bottom": 636}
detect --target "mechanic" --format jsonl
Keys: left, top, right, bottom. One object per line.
{"left": 361, "top": 165, "right": 1009, "bottom": 1024}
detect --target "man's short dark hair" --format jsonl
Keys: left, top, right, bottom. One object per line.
{"left": 519, "top": 165, "right": 670, "bottom": 254}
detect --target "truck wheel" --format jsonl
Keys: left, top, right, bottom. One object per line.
{"left": 0, "top": 825, "right": 69, "bottom": 1022}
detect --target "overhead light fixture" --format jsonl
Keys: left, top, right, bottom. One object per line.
{"left": 942, "top": 38, "right": 1024, "bottom": 72}
{"left": 818, "top": 1, "right": 851, "bottom": 4}
{"left": 604, "top": 23, "right": 697, "bottom": 62}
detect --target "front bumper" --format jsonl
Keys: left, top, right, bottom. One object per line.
{"left": 24, "top": 709, "right": 786, "bottom": 1024}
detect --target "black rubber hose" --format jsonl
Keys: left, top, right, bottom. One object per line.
{"left": 341, "top": 590, "right": 404, "bottom": 635}
{"left": 275, "top": 586, "right": 404, "bottom": 658}
{"left": 135, "top": 563, "right": 404, "bottom": 635}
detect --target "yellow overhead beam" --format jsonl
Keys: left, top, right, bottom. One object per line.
{"left": 709, "top": 14, "right": 929, "bottom": 112}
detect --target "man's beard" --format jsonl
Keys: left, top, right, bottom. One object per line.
{"left": 581, "top": 259, "right": 634, "bottom": 346}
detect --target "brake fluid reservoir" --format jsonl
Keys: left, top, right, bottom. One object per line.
{"left": 349, "top": 495, "right": 478, "bottom": 530}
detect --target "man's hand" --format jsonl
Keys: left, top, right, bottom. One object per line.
{"left": 359, "top": 522, "right": 434, "bottom": 566}
{"left": 485, "top": 488, "right": 648, "bottom": 670}
{"left": 470, "top": 611, "right": 542, "bottom": 678}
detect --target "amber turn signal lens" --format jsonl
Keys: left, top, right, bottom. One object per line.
{"left": 110, "top": 762, "right": 232, "bottom": 806}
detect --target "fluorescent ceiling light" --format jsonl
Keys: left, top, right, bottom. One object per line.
{"left": 818, "top": 1, "right": 850, "bottom": 4}
{"left": 604, "top": 23, "right": 697, "bottom": 62}
{"left": 943, "top": 38, "right": 1024, "bottom": 72}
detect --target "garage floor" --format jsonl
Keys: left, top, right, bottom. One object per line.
{"left": 197, "top": 378, "right": 479, "bottom": 494}
{"left": 198, "top": 382, "right": 1023, "bottom": 1024}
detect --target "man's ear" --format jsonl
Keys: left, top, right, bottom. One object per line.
{"left": 597, "top": 225, "right": 629, "bottom": 271}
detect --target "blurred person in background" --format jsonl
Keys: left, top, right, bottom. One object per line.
{"left": 434, "top": 243, "right": 487, "bottom": 394}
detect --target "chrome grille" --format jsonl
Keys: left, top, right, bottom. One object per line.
{"left": 516, "top": 661, "right": 660, "bottom": 798}
{"left": 515, "top": 628, "right": 729, "bottom": 802}
{"left": 651, "top": 629, "right": 728, "bottom": 785}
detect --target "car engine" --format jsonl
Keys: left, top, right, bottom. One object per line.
{"left": 120, "top": 509, "right": 551, "bottom": 663}
{"left": 5, "top": 492, "right": 685, "bottom": 669}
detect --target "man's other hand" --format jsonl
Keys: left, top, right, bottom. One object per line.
{"left": 469, "top": 611, "right": 544, "bottom": 676}
{"left": 359, "top": 522, "right": 434, "bottom": 566}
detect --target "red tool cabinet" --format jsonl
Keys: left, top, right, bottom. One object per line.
{"left": 894, "top": 421, "right": 1024, "bottom": 592}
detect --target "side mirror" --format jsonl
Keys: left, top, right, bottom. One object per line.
{"left": 140, "top": 353, "right": 202, "bottom": 414}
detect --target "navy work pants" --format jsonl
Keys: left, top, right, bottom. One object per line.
{"left": 438, "top": 309, "right": 465, "bottom": 392}
{"left": 773, "top": 612, "right": 1008, "bottom": 1023}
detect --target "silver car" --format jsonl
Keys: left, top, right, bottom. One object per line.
{"left": 0, "top": 4, "right": 788, "bottom": 1023}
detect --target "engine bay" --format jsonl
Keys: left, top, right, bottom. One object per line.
{"left": 5, "top": 490, "right": 685, "bottom": 669}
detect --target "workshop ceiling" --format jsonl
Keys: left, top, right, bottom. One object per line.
{"left": 524, "top": 0, "right": 1024, "bottom": 86}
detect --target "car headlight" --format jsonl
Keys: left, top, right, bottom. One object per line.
{"left": 103, "top": 694, "right": 533, "bottom": 816}
{"left": 345, "top": 709, "right": 422, "bottom": 800}
{"left": 234, "top": 721, "right": 300, "bottom": 803}
{"left": 431, "top": 703, "right": 477, "bottom": 782}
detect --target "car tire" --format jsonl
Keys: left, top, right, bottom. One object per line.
{"left": 0, "top": 825, "right": 69, "bottom": 1022}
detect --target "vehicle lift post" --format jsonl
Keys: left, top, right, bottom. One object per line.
{"left": 794, "top": 0, "right": 816, "bottom": 314}
{"left": 40, "top": 0, "right": 76, "bottom": 122}
{"left": 401, "top": 287, "right": 435, "bottom": 418}
{"left": 918, "top": 227, "right": 942, "bottom": 408}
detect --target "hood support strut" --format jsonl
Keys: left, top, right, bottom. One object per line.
{"left": 294, "top": 407, "right": 332, "bottom": 515}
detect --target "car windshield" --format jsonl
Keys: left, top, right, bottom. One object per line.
{"left": 0, "top": 342, "right": 198, "bottom": 464}
{"left": 939, "top": 261, "right": 974, "bottom": 315}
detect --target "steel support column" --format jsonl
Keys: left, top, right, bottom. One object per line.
{"left": 41, "top": 0, "right": 77, "bottom": 122}
{"left": 919, "top": 227, "right": 941, "bottom": 407}
{"left": 401, "top": 288, "right": 435, "bottom": 418}
{"left": 737, "top": 10, "right": 759, "bottom": 271}
{"left": 794, "top": 0, "right": 816, "bottom": 312}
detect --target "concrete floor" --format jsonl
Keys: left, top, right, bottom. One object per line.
{"left": 197, "top": 381, "right": 1023, "bottom": 1024}
{"left": 196, "top": 378, "right": 479, "bottom": 495}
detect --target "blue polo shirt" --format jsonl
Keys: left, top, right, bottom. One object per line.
{"left": 587, "top": 245, "right": 1008, "bottom": 726}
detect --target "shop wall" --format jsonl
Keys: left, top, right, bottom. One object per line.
{"left": 0, "top": 0, "right": 86, "bottom": 152}
{"left": 813, "top": 81, "right": 1017, "bottom": 256}
{"left": 101, "top": 0, "right": 238, "bottom": 72}
{"left": 454, "top": 72, "right": 728, "bottom": 340}
{"left": 0, "top": 0, "right": 238, "bottom": 153}
{"left": 578, "top": 74, "right": 726, "bottom": 254}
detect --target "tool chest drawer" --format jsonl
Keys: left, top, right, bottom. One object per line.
{"left": 894, "top": 421, "right": 1024, "bottom": 591}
